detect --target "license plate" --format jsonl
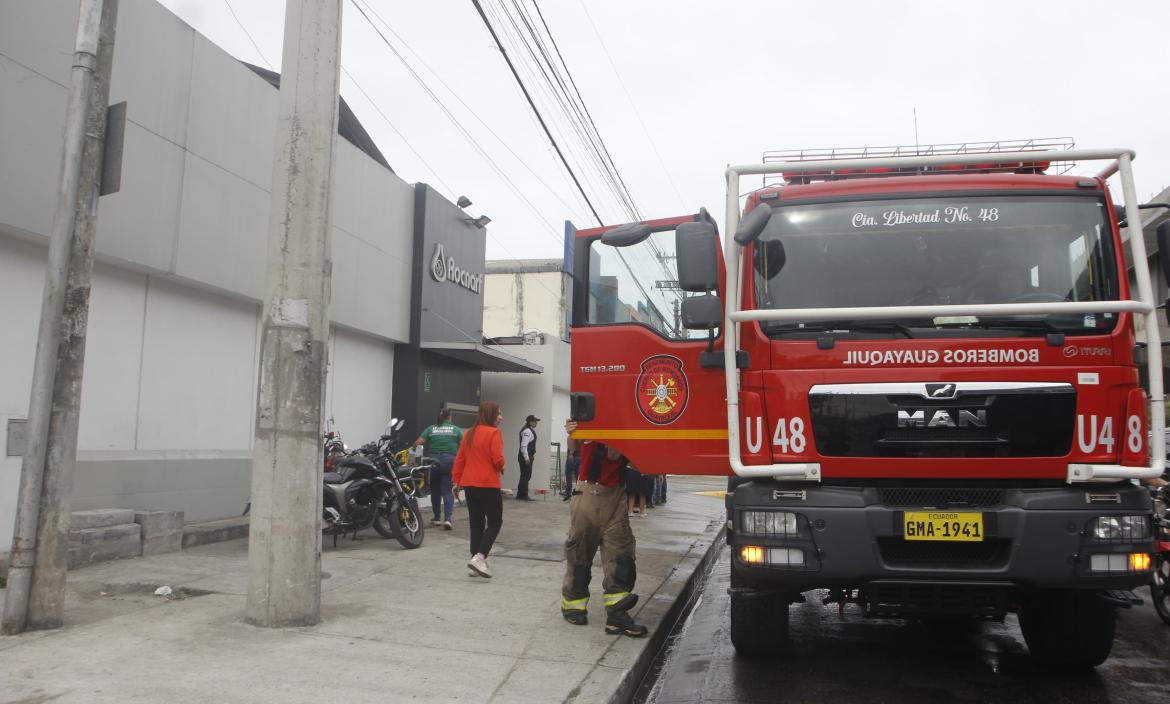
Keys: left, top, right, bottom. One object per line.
{"left": 904, "top": 511, "right": 984, "bottom": 542}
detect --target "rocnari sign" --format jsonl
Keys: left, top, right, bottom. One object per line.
{"left": 430, "top": 243, "right": 483, "bottom": 294}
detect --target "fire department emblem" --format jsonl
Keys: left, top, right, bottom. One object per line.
{"left": 636, "top": 355, "right": 689, "bottom": 425}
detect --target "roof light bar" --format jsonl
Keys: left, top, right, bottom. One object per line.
{"left": 762, "top": 138, "right": 1075, "bottom": 185}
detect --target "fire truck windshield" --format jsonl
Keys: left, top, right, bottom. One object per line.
{"left": 752, "top": 194, "right": 1118, "bottom": 337}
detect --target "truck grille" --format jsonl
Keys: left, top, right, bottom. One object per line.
{"left": 809, "top": 381, "right": 1075, "bottom": 458}
{"left": 877, "top": 537, "right": 1010, "bottom": 568}
{"left": 878, "top": 487, "right": 1004, "bottom": 508}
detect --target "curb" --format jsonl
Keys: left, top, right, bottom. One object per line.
{"left": 609, "top": 518, "right": 728, "bottom": 704}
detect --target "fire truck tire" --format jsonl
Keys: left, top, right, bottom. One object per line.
{"left": 1018, "top": 590, "right": 1117, "bottom": 669}
{"left": 729, "top": 568, "right": 789, "bottom": 657}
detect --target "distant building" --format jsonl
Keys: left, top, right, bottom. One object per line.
{"left": 482, "top": 258, "right": 573, "bottom": 494}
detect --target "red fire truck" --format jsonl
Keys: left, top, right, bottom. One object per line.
{"left": 567, "top": 141, "right": 1167, "bottom": 667}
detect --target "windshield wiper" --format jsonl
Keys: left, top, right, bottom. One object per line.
{"left": 934, "top": 316, "right": 1067, "bottom": 335}
{"left": 767, "top": 320, "right": 916, "bottom": 338}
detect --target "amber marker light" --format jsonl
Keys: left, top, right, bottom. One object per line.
{"left": 741, "top": 546, "right": 765, "bottom": 564}
{"left": 1130, "top": 553, "right": 1152, "bottom": 571}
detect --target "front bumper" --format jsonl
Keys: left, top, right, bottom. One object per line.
{"left": 727, "top": 480, "right": 1155, "bottom": 593}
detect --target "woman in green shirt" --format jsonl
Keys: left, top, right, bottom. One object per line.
{"left": 415, "top": 408, "right": 463, "bottom": 529}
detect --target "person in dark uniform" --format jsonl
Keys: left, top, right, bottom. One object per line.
{"left": 516, "top": 414, "right": 539, "bottom": 500}
{"left": 560, "top": 420, "right": 648, "bottom": 637}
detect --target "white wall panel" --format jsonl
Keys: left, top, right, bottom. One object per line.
{"left": 95, "top": 121, "right": 185, "bottom": 272}
{"left": 108, "top": 0, "right": 194, "bottom": 147}
{"left": 0, "top": 55, "right": 67, "bottom": 241}
{"left": 136, "top": 278, "right": 258, "bottom": 450}
{"left": 184, "top": 34, "right": 276, "bottom": 192}
{"left": 327, "top": 327, "right": 394, "bottom": 445}
{"left": 0, "top": 0, "right": 76, "bottom": 87}
{"left": 0, "top": 238, "right": 45, "bottom": 417}
{"left": 77, "top": 264, "right": 147, "bottom": 450}
{"left": 174, "top": 153, "right": 269, "bottom": 300}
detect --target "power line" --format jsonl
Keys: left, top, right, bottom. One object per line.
{"left": 222, "top": 0, "right": 272, "bottom": 70}
{"left": 339, "top": 66, "right": 457, "bottom": 196}
{"left": 574, "top": 0, "right": 687, "bottom": 211}
{"left": 531, "top": 1, "right": 641, "bottom": 219}
{"left": 469, "top": 0, "right": 604, "bottom": 225}
{"left": 350, "top": 0, "right": 565, "bottom": 244}
{"left": 352, "top": 0, "right": 587, "bottom": 220}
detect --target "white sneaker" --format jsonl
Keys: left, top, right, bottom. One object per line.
{"left": 467, "top": 555, "right": 492, "bottom": 578}
{"left": 443, "top": 521, "right": 453, "bottom": 531}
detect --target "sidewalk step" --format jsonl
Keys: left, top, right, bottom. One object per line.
{"left": 71, "top": 508, "right": 136, "bottom": 530}
{"left": 67, "top": 523, "right": 142, "bottom": 568}
{"left": 134, "top": 510, "right": 185, "bottom": 556}
{"left": 182, "top": 516, "right": 249, "bottom": 549}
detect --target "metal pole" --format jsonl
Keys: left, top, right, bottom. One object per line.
{"left": 245, "top": 0, "right": 342, "bottom": 628}
{"left": 25, "top": 0, "right": 120, "bottom": 630}
{"left": 2, "top": 0, "right": 105, "bottom": 636}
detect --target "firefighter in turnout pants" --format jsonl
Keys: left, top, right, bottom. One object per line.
{"left": 560, "top": 421, "right": 648, "bottom": 637}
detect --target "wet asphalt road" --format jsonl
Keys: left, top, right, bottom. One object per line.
{"left": 639, "top": 546, "right": 1170, "bottom": 704}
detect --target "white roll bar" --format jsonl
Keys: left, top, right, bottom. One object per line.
{"left": 722, "top": 148, "right": 1165, "bottom": 483}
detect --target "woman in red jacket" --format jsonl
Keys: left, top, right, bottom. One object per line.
{"left": 453, "top": 401, "right": 506, "bottom": 578}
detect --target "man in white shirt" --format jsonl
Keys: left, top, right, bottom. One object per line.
{"left": 516, "top": 414, "right": 539, "bottom": 501}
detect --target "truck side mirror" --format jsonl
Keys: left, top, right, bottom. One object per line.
{"left": 676, "top": 221, "right": 720, "bottom": 292}
{"left": 1157, "top": 221, "right": 1170, "bottom": 289}
{"left": 601, "top": 222, "right": 652, "bottom": 247}
{"left": 681, "top": 294, "right": 723, "bottom": 329}
{"left": 734, "top": 203, "right": 773, "bottom": 245}
{"left": 570, "top": 392, "right": 595, "bottom": 422}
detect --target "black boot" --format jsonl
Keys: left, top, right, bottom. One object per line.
{"left": 605, "top": 609, "right": 648, "bottom": 637}
{"left": 563, "top": 610, "right": 588, "bottom": 626}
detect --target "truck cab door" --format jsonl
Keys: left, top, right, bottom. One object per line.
{"left": 569, "top": 209, "right": 733, "bottom": 475}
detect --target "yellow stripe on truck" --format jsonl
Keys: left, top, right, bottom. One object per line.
{"left": 572, "top": 429, "right": 729, "bottom": 440}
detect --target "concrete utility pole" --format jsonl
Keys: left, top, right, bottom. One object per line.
{"left": 3, "top": 0, "right": 118, "bottom": 635}
{"left": 245, "top": 0, "right": 342, "bottom": 628}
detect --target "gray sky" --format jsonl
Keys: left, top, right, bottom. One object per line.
{"left": 159, "top": 0, "right": 1170, "bottom": 263}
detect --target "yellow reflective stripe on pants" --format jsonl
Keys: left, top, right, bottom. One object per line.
{"left": 562, "top": 596, "right": 589, "bottom": 612}
{"left": 603, "top": 591, "right": 630, "bottom": 607}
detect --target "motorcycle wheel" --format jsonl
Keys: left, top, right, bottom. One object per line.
{"left": 381, "top": 496, "right": 424, "bottom": 549}
{"left": 1153, "top": 553, "right": 1170, "bottom": 626}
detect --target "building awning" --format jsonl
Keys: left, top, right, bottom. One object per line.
{"left": 421, "top": 341, "right": 543, "bottom": 374}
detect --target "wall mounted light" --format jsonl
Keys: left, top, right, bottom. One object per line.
{"left": 457, "top": 196, "right": 472, "bottom": 209}
{"left": 465, "top": 215, "right": 491, "bottom": 229}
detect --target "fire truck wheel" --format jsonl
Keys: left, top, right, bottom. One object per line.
{"left": 1018, "top": 590, "right": 1117, "bottom": 669}
{"left": 729, "top": 568, "right": 790, "bottom": 657}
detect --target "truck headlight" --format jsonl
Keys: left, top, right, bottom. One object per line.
{"left": 740, "top": 511, "right": 799, "bottom": 537}
{"left": 1089, "top": 552, "right": 1152, "bottom": 573}
{"left": 1090, "top": 515, "right": 1150, "bottom": 541}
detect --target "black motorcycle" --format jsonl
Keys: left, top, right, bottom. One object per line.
{"left": 324, "top": 419, "right": 427, "bottom": 549}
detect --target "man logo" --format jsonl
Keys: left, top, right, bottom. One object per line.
{"left": 926, "top": 383, "right": 958, "bottom": 399}
{"left": 898, "top": 409, "right": 987, "bottom": 428}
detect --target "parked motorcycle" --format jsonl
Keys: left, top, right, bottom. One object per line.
{"left": 1151, "top": 485, "right": 1170, "bottom": 624}
{"left": 324, "top": 419, "right": 428, "bottom": 549}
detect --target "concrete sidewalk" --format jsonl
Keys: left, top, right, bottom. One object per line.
{"left": 0, "top": 476, "right": 726, "bottom": 704}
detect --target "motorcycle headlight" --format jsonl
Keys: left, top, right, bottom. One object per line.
{"left": 1091, "top": 515, "right": 1150, "bottom": 541}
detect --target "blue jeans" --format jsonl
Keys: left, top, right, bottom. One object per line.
{"left": 430, "top": 453, "right": 455, "bottom": 522}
